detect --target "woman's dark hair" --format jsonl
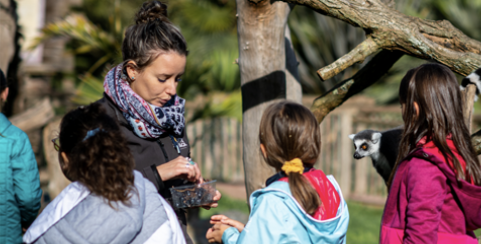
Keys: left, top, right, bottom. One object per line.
{"left": 388, "top": 63, "right": 481, "bottom": 187}
{"left": 122, "top": 1, "right": 188, "bottom": 83}
{"left": 59, "top": 103, "right": 136, "bottom": 206}
{"left": 259, "top": 101, "right": 322, "bottom": 215}
{"left": 0, "top": 68, "right": 7, "bottom": 113}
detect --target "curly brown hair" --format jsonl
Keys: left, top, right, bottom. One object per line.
{"left": 59, "top": 103, "right": 136, "bottom": 207}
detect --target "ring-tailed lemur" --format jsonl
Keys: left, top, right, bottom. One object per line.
{"left": 348, "top": 127, "right": 403, "bottom": 184}
{"left": 460, "top": 68, "right": 481, "bottom": 101}
{"left": 347, "top": 70, "right": 479, "bottom": 184}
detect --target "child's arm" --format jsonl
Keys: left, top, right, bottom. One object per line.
{"left": 210, "top": 215, "right": 245, "bottom": 232}
{"left": 219, "top": 193, "right": 300, "bottom": 244}
{"left": 404, "top": 158, "right": 445, "bottom": 243}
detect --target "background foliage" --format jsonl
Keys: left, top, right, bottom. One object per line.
{"left": 34, "top": 0, "right": 481, "bottom": 114}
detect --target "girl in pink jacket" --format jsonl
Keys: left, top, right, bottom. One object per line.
{"left": 380, "top": 63, "right": 481, "bottom": 244}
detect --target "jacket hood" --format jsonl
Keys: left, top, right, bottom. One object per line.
{"left": 0, "top": 113, "right": 12, "bottom": 134}
{"left": 251, "top": 175, "right": 349, "bottom": 243}
{"left": 409, "top": 148, "right": 481, "bottom": 230}
{"left": 24, "top": 171, "right": 149, "bottom": 243}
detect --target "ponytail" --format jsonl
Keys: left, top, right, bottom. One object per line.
{"left": 260, "top": 102, "right": 323, "bottom": 216}
{"left": 287, "top": 171, "right": 321, "bottom": 215}
{"left": 59, "top": 104, "right": 135, "bottom": 207}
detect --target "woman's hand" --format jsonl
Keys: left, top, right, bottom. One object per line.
{"left": 156, "top": 156, "right": 202, "bottom": 182}
{"left": 201, "top": 190, "right": 222, "bottom": 210}
{"left": 210, "top": 215, "right": 245, "bottom": 232}
{"left": 206, "top": 223, "right": 231, "bottom": 243}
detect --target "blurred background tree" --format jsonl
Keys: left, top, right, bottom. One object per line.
{"left": 33, "top": 0, "right": 481, "bottom": 117}
{"left": 33, "top": 0, "right": 242, "bottom": 122}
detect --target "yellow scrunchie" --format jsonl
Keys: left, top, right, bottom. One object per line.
{"left": 281, "top": 158, "right": 304, "bottom": 175}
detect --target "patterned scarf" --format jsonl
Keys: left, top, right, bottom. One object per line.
{"left": 104, "top": 64, "right": 185, "bottom": 139}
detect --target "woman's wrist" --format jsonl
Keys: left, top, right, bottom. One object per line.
{"left": 156, "top": 164, "right": 168, "bottom": 181}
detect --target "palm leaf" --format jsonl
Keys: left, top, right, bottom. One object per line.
{"left": 71, "top": 75, "right": 104, "bottom": 105}
{"left": 188, "top": 90, "right": 242, "bottom": 123}
{"left": 30, "top": 14, "right": 121, "bottom": 74}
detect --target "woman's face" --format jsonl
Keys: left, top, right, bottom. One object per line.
{"left": 129, "top": 51, "right": 186, "bottom": 107}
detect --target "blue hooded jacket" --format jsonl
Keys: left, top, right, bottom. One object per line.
{"left": 0, "top": 113, "right": 42, "bottom": 243}
{"left": 222, "top": 175, "right": 349, "bottom": 244}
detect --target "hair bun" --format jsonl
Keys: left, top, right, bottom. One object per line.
{"left": 135, "top": 1, "right": 169, "bottom": 25}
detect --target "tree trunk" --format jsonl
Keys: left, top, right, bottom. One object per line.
{"left": 237, "top": 0, "right": 301, "bottom": 200}
{"left": 284, "top": 17, "right": 302, "bottom": 103}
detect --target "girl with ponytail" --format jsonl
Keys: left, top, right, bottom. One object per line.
{"left": 23, "top": 103, "right": 186, "bottom": 244}
{"left": 206, "top": 101, "right": 349, "bottom": 244}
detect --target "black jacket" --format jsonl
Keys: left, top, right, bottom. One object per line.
{"left": 97, "top": 94, "right": 194, "bottom": 244}
{"left": 97, "top": 94, "right": 191, "bottom": 198}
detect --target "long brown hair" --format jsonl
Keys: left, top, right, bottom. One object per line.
{"left": 59, "top": 103, "right": 136, "bottom": 207}
{"left": 388, "top": 63, "right": 481, "bottom": 187}
{"left": 259, "top": 101, "right": 322, "bottom": 215}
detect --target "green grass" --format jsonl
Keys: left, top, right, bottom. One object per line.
{"left": 200, "top": 194, "right": 481, "bottom": 243}
{"left": 199, "top": 192, "right": 249, "bottom": 220}
{"left": 346, "top": 202, "right": 384, "bottom": 244}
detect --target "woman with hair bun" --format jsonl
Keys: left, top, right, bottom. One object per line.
{"left": 23, "top": 103, "right": 186, "bottom": 244}
{"left": 96, "top": 1, "right": 220, "bottom": 242}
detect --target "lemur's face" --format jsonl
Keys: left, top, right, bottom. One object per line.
{"left": 348, "top": 131, "right": 382, "bottom": 160}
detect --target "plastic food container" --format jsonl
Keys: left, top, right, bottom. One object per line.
{"left": 170, "top": 180, "right": 217, "bottom": 209}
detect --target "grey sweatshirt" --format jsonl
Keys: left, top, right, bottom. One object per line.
{"left": 24, "top": 171, "right": 185, "bottom": 244}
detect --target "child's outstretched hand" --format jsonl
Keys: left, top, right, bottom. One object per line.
{"left": 210, "top": 215, "right": 245, "bottom": 232}
{"left": 206, "top": 223, "right": 231, "bottom": 243}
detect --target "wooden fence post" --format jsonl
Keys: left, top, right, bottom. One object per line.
{"left": 339, "top": 110, "right": 353, "bottom": 197}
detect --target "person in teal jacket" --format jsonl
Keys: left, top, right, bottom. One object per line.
{"left": 0, "top": 68, "right": 42, "bottom": 243}
{"left": 206, "top": 101, "right": 349, "bottom": 244}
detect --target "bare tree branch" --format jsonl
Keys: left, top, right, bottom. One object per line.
{"left": 281, "top": 0, "right": 480, "bottom": 76}
{"left": 317, "top": 37, "right": 379, "bottom": 80}
{"left": 311, "top": 50, "right": 404, "bottom": 123}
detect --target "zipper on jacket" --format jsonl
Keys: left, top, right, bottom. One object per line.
{"left": 157, "top": 140, "right": 170, "bottom": 163}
